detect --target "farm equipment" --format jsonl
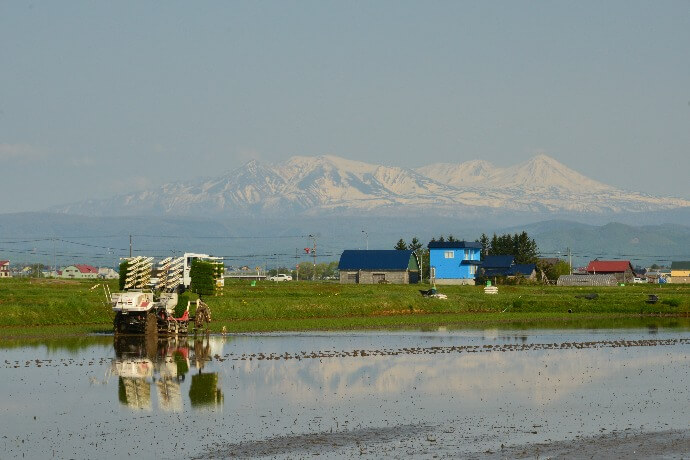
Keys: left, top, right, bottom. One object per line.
{"left": 419, "top": 285, "right": 448, "bottom": 299}
{"left": 111, "top": 254, "right": 219, "bottom": 336}
{"left": 112, "top": 256, "right": 159, "bottom": 335}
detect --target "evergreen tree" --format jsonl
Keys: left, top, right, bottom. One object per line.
{"left": 447, "top": 234, "right": 457, "bottom": 242}
{"left": 408, "top": 237, "right": 423, "bottom": 252}
{"left": 394, "top": 238, "right": 408, "bottom": 250}
{"left": 489, "top": 233, "right": 499, "bottom": 255}
{"left": 478, "top": 233, "right": 490, "bottom": 258}
{"left": 514, "top": 231, "right": 538, "bottom": 264}
{"left": 487, "top": 231, "right": 539, "bottom": 263}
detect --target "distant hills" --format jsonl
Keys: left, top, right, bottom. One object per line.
{"left": 1, "top": 213, "right": 689, "bottom": 268}
{"left": 509, "top": 220, "right": 690, "bottom": 268}
{"left": 50, "top": 154, "right": 690, "bottom": 218}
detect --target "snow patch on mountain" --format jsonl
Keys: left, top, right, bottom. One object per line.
{"left": 51, "top": 154, "right": 690, "bottom": 217}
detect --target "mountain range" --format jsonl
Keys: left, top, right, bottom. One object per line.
{"left": 1, "top": 213, "right": 689, "bottom": 268}
{"left": 51, "top": 154, "right": 690, "bottom": 218}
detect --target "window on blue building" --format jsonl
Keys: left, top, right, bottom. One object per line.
{"left": 444, "top": 251, "right": 454, "bottom": 259}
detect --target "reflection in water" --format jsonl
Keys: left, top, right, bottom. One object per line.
{"left": 190, "top": 373, "right": 223, "bottom": 407}
{"left": 2, "top": 329, "right": 689, "bottom": 459}
{"left": 112, "top": 336, "right": 223, "bottom": 411}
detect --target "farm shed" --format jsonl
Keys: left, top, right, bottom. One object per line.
{"left": 586, "top": 260, "right": 635, "bottom": 283}
{"left": 338, "top": 250, "right": 420, "bottom": 284}
{"left": 557, "top": 274, "right": 618, "bottom": 286}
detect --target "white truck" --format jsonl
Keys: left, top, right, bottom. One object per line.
{"left": 181, "top": 253, "right": 224, "bottom": 291}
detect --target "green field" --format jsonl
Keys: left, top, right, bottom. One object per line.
{"left": 0, "top": 277, "right": 688, "bottom": 337}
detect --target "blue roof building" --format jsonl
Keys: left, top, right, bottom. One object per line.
{"left": 338, "top": 250, "right": 420, "bottom": 284}
{"left": 428, "top": 241, "right": 483, "bottom": 285}
{"left": 481, "top": 255, "right": 537, "bottom": 280}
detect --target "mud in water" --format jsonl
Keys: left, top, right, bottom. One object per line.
{"left": 0, "top": 327, "right": 688, "bottom": 458}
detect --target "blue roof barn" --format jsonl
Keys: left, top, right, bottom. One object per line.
{"left": 338, "top": 250, "right": 420, "bottom": 284}
{"left": 481, "top": 255, "right": 536, "bottom": 280}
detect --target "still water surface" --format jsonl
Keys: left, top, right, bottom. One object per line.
{"left": 1, "top": 325, "right": 688, "bottom": 458}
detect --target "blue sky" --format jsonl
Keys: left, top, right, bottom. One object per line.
{"left": 1, "top": 1, "right": 689, "bottom": 213}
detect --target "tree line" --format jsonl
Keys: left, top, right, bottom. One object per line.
{"left": 269, "top": 261, "right": 339, "bottom": 280}
{"left": 477, "top": 232, "right": 538, "bottom": 264}
{"left": 395, "top": 232, "right": 539, "bottom": 265}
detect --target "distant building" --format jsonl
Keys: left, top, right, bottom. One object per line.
{"left": 428, "top": 241, "right": 482, "bottom": 285}
{"left": 61, "top": 264, "right": 99, "bottom": 279}
{"left": 0, "top": 260, "right": 10, "bottom": 278}
{"left": 481, "top": 255, "right": 537, "bottom": 281}
{"left": 98, "top": 267, "right": 119, "bottom": 279}
{"left": 338, "top": 250, "right": 420, "bottom": 284}
{"left": 557, "top": 274, "right": 617, "bottom": 287}
{"left": 538, "top": 258, "right": 560, "bottom": 267}
{"left": 586, "top": 260, "right": 635, "bottom": 283}
{"left": 646, "top": 268, "right": 671, "bottom": 284}
{"left": 668, "top": 261, "right": 690, "bottom": 284}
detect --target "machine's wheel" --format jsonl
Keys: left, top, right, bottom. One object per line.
{"left": 144, "top": 312, "right": 158, "bottom": 338}
{"left": 113, "top": 313, "right": 125, "bottom": 335}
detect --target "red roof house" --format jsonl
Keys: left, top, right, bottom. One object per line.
{"left": 61, "top": 264, "right": 99, "bottom": 279}
{"left": 0, "top": 260, "right": 10, "bottom": 278}
{"left": 74, "top": 264, "right": 98, "bottom": 274}
{"left": 586, "top": 260, "right": 635, "bottom": 282}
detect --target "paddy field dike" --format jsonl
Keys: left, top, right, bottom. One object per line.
{"left": 0, "top": 277, "right": 688, "bottom": 337}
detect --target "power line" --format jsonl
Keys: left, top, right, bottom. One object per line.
{"left": 131, "top": 234, "right": 313, "bottom": 239}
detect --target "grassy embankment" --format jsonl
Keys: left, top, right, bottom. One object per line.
{"left": 0, "top": 277, "right": 689, "bottom": 337}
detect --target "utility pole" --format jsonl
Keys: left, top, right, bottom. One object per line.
{"left": 129, "top": 234, "right": 132, "bottom": 258}
{"left": 568, "top": 247, "right": 572, "bottom": 275}
{"left": 419, "top": 250, "right": 423, "bottom": 284}
{"left": 361, "top": 230, "right": 368, "bottom": 250}
{"left": 309, "top": 234, "right": 317, "bottom": 281}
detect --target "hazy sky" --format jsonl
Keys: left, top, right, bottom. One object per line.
{"left": 1, "top": 1, "right": 689, "bottom": 213}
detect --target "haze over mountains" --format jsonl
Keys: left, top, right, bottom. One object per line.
{"left": 52, "top": 154, "right": 690, "bottom": 218}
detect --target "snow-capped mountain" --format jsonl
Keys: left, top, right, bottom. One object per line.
{"left": 417, "top": 154, "right": 612, "bottom": 193}
{"left": 52, "top": 154, "right": 690, "bottom": 217}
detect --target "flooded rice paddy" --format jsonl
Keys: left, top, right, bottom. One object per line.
{"left": 1, "top": 324, "right": 689, "bottom": 458}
